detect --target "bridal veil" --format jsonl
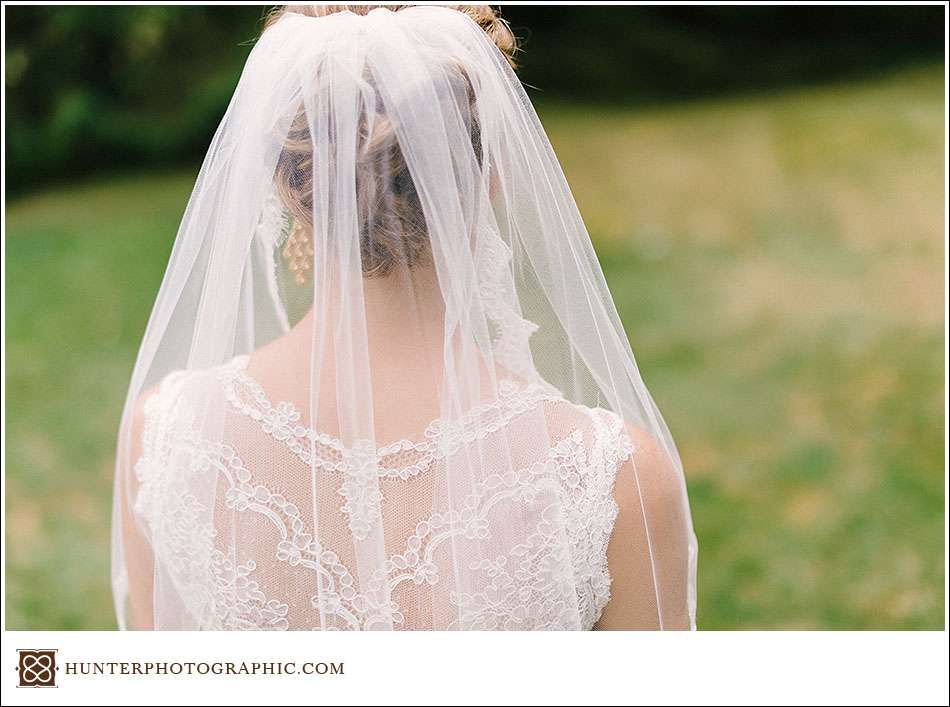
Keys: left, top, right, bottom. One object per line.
{"left": 112, "top": 5, "right": 697, "bottom": 631}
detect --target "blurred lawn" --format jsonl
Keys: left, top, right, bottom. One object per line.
{"left": 5, "top": 64, "right": 944, "bottom": 629}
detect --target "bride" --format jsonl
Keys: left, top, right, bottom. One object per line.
{"left": 111, "top": 4, "right": 697, "bottom": 631}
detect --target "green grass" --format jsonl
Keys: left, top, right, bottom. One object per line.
{"left": 5, "top": 64, "right": 945, "bottom": 629}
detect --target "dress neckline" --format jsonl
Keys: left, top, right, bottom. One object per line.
{"left": 217, "top": 354, "right": 564, "bottom": 479}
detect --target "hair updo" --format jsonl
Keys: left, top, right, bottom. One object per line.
{"left": 264, "top": 5, "right": 517, "bottom": 281}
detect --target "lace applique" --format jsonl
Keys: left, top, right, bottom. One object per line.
{"left": 221, "top": 424, "right": 627, "bottom": 630}
{"left": 134, "top": 372, "right": 291, "bottom": 631}
{"left": 222, "top": 454, "right": 397, "bottom": 630}
{"left": 451, "top": 408, "right": 632, "bottom": 630}
{"left": 555, "top": 409, "right": 633, "bottom": 627}
{"left": 219, "top": 356, "right": 562, "bottom": 540}
{"left": 207, "top": 550, "right": 290, "bottom": 631}
{"left": 476, "top": 232, "right": 541, "bottom": 383}
{"left": 134, "top": 364, "right": 634, "bottom": 630}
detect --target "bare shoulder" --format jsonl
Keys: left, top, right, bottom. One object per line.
{"left": 597, "top": 421, "right": 693, "bottom": 630}
{"left": 615, "top": 422, "right": 685, "bottom": 513}
{"left": 116, "top": 381, "right": 168, "bottom": 632}
{"left": 128, "top": 382, "right": 161, "bottom": 438}
{"left": 116, "top": 381, "right": 162, "bottom": 470}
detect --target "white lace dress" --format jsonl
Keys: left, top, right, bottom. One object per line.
{"left": 132, "top": 356, "right": 634, "bottom": 631}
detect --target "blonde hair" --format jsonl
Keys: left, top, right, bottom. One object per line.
{"left": 265, "top": 5, "right": 517, "bottom": 280}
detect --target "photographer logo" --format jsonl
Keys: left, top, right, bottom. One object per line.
{"left": 16, "top": 649, "right": 58, "bottom": 688}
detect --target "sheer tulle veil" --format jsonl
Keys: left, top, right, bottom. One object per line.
{"left": 112, "top": 5, "right": 697, "bottom": 630}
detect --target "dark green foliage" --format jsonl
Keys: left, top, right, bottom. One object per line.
{"left": 5, "top": 5, "right": 943, "bottom": 192}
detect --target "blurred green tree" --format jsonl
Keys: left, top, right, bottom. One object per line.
{"left": 5, "top": 6, "right": 263, "bottom": 192}
{"left": 4, "top": 5, "right": 943, "bottom": 193}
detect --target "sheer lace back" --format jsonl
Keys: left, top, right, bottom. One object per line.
{"left": 133, "top": 357, "right": 633, "bottom": 630}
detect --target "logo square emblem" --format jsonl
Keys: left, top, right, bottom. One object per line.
{"left": 16, "top": 649, "right": 58, "bottom": 688}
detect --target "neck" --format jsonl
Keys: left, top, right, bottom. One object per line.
{"left": 285, "top": 265, "right": 445, "bottom": 363}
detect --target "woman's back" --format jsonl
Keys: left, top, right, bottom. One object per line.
{"left": 133, "top": 355, "right": 634, "bottom": 630}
